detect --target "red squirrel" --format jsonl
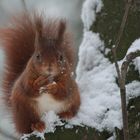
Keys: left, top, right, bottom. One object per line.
{"left": 0, "top": 13, "right": 80, "bottom": 134}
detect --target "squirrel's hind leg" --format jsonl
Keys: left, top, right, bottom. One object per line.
{"left": 58, "top": 104, "right": 79, "bottom": 119}
{"left": 31, "top": 121, "right": 46, "bottom": 132}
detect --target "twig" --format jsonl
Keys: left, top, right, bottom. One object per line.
{"left": 112, "top": 48, "right": 121, "bottom": 84}
{"left": 121, "top": 51, "right": 140, "bottom": 84}
{"left": 112, "top": 0, "right": 133, "bottom": 85}
{"left": 112, "top": 0, "right": 133, "bottom": 140}
{"left": 114, "top": 0, "right": 132, "bottom": 51}
{"left": 120, "top": 50, "right": 140, "bottom": 138}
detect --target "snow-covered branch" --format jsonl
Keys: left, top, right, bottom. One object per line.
{"left": 121, "top": 50, "right": 140, "bottom": 83}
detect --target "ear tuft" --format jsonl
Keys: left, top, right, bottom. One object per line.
{"left": 35, "top": 15, "right": 43, "bottom": 38}
{"left": 57, "top": 20, "right": 66, "bottom": 44}
{"left": 34, "top": 14, "right": 43, "bottom": 48}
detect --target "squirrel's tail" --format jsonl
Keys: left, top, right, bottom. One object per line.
{"left": 0, "top": 13, "right": 40, "bottom": 107}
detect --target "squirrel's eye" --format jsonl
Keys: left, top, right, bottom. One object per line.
{"left": 36, "top": 53, "right": 41, "bottom": 60}
{"left": 59, "top": 55, "right": 63, "bottom": 62}
{"left": 36, "top": 54, "right": 40, "bottom": 59}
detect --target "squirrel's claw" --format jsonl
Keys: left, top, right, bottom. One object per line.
{"left": 39, "top": 87, "right": 48, "bottom": 94}
{"left": 39, "top": 82, "right": 57, "bottom": 94}
{"left": 33, "top": 76, "right": 49, "bottom": 90}
{"left": 46, "top": 82, "right": 57, "bottom": 94}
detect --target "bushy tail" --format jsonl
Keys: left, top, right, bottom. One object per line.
{"left": 0, "top": 12, "right": 40, "bottom": 106}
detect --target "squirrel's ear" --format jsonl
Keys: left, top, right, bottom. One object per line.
{"left": 34, "top": 31, "right": 39, "bottom": 48}
{"left": 35, "top": 15, "right": 43, "bottom": 38}
{"left": 34, "top": 17, "right": 43, "bottom": 48}
{"left": 57, "top": 20, "right": 66, "bottom": 44}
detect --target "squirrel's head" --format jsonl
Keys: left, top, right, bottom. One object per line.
{"left": 32, "top": 19, "right": 73, "bottom": 77}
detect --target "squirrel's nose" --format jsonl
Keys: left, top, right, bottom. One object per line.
{"left": 44, "top": 62, "right": 54, "bottom": 76}
{"left": 45, "top": 66, "right": 52, "bottom": 76}
{"left": 47, "top": 66, "right": 52, "bottom": 72}
{"left": 43, "top": 62, "right": 52, "bottom": 71}
{"left": 47, "top": 63, "right": 52, "bottom": 72}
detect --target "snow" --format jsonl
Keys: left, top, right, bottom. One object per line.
{"left": 20, "top": 131, "right": 45, "bottom": 140}
{"left": 107, "top": 135, "right": 115, "bottom": 140}
{"left": 73, "top": 29, "right": 122, "bottom": 132}
{"left": 126, "top": 81, "right": 140, "bottom": 99}
{"left": 124, "top": 38, "right": 140, "bottom": 73}
{"left": 125, "top": 38, "right": 140, "bottom": 55}
{"left": 71, "top": 0, "right": 121, "bottom": 132}
{"left": 42, "top": 111, "right": 64, "bottom": 133}
{"left": 81, "top": 0, "right": 103, "bottom": 30}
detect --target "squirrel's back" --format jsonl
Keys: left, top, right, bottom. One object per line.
{"left": 0, "top": 12, "right": 74, "bottom": 106}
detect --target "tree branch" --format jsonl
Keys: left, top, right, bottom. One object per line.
{"left": 120, "top": 50, "right": 140, "bottom": 139}
{"left": 111, "top": 0, "right": 133, "bottom": 140}
{"left": 121, "top": 50, "right": 140, "bottom": 84}
{"left": 114, "top": 0, "right": 132, "bottom": 51}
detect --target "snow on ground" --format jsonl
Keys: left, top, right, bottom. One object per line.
{"left": 69, "top": 30, "right": 122, "bottom": 132}
{"left": 70, "top": 0, "right": 140, "bottom": 133}
{"left": 70, "top": 0, "right": 122, "bottom": 132}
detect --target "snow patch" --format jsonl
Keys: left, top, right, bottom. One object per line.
{"left": 126, "top": 81, "right": 140, "bottom": 99}
{"left": 124, "top": 38, "right": 140, "bottom": 73}
{"left": 126, "top": 38, "right": 140, "bottom": 55}
{"left": 81, "top": 0, "right": 103, "bottom": 30}
{"left": 74, "top": 30, "right": 122, "bottom": 131}
{"left": 42, "top": 111, "right": 64, "bottom": 133}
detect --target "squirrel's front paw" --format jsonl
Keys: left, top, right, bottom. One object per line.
{"left": 39, "top": 87, "right": 47, "bottom": 94}
{"left": 31, "top": 121, "right": 46, "bottom": 132}
{"left": 47, "top": 82, "right": 57, "bottom": 94}
{"left": 33, "top": 76, "right": 48, "bottom": 90}
{"left": 39, "top": 82, "right": 57, "bottom": 94}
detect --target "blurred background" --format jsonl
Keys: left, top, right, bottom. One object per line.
{"left": 0, "top": 0, "right": 83, "bottom": 139}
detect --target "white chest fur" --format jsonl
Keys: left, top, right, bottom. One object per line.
{"left": 35, "top": 93, "right": 66, "bottom": 115}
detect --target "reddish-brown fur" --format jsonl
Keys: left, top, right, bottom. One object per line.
{"left": 0, "top": 12, "right": 80, "bottom": 134}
